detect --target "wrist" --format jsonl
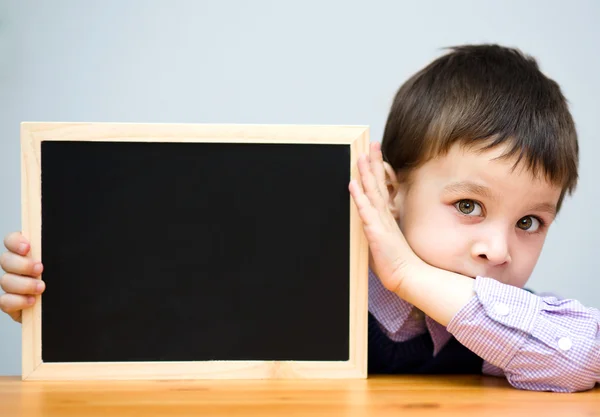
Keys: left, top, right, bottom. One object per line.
{"left": 393, "top": 262, "right": 476, "bottom": 327}
{"left": 392, "top": 258, "right": 429, "bottom": 298}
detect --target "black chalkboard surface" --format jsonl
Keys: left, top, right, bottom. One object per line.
{"left": 20, "top": 123, "right": 369, "bottom": 380}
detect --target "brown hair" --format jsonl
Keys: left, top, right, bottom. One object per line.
{"left": 381, "top": 44, "right": 579, "bottom": 211}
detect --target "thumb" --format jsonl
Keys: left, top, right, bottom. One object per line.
{"left": 10, "top": 311, "right": 22, "bottom": 323}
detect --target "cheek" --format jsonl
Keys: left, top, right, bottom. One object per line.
{"left": 399, "top": 202, "right": 466, "bottom": 269}
{"left": 507, "top": 241, "right": 545, "bottom": 287}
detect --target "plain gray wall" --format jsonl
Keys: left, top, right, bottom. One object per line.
{"left": 1, "top": 0, "right": 598, "bottom": 376}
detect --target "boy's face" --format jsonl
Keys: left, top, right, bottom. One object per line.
{"left": 387, "top": 142, "right": 563, "bottom": 288}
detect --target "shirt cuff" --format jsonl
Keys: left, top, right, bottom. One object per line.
{"left": 368, "top": 268, "right": 414, "bottom": 334}
{"left": 446, "top": 276, "right": 541, "bottom": 369}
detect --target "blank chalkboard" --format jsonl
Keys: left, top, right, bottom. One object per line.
{"left": 20, "top": 123, "right": 369, "bottom": 380}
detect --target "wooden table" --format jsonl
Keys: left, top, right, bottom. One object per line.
{"left": 1, "top": 375, "right": 599, "bottom": 416}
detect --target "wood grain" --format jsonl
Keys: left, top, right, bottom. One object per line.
{"left": 20, "top": 123, "right": 43, "bottom": 379}
{"left": 1, "top": 375, "right": 599, "bottom": 417}
{"left": 20, "top": 122, "right": 369, "bottom": 144}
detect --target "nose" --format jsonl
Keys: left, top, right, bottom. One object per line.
{"left": 471, "top": 232, "right": 511, "bottom": 266}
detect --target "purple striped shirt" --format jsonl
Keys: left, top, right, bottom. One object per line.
{"left": 368, "top": 269, "right": 600, "bottom": 392}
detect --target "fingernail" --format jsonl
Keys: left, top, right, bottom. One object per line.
{"left": 27, "top": 296, "right": 35, "bottom": 305}
{"left": 36, "top": 282, "right": 44, "bottom": 293}
{"left": 19, "top": 243, "right": 28, "bottom": 253}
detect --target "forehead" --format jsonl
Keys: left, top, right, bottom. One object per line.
{"left": 412, "top": 143, "right": 562, "bottom": 202}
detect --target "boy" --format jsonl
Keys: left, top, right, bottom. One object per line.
{"left": 347, "top": 44, "right": 599, "bottom": 392}
{"left": 2, "top": 44, "right": 599, "bottom": 392}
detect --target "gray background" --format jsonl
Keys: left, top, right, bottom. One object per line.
{"left": 0, "top": 0, "right": 598, "bottom": 376}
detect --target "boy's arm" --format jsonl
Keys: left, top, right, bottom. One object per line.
{"left": 397, "top": 267, "right": 600, "bottom": 392}
{"left": 446, "top": 276, "right": 600, "bottom": 392}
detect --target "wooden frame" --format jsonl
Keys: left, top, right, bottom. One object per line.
{"left": 20, "top": 122, "right": 369, "bottom": 381}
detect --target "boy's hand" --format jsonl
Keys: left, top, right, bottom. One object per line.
{"left": 349, "top": 142, "right": 425, "bottom": 293}
{"left": 0, "top": 232, "right": 45, "bottom": 323}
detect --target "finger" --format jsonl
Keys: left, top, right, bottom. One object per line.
{"left": 9, "top": 311, "right": 22, "bottom": 323}
{"left": 370, "top": 142, "right": 389, "bottom": 201}
{"left": 0, "top": 293, "right": 35, "bottom": 315}
{"left": 349, "top": 180, "right": 378, "bottom": 227}
{"left": 4, "top": 232, "right": 30, "bottom": 256}
{"left": 0, "top": 252, "right": 43, "bottom": 277}
{"left": 0, "top": 274, "right": 45, "bottom": 295}
{"left": 358, "top": 155, "right": 387, "bottom": 211}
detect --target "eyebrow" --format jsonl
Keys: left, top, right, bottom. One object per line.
{"left": 443, "top": 181, "right": 496, "bottom": 200}
{"left": 528, "top": 202, "right": 557, "bottom": 217}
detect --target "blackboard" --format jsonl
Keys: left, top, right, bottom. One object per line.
{"left": 20, "top": 122, "right": 369, "bottom": 380}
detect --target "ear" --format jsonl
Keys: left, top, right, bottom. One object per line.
{"left": 383, "top": 162, "right": 404, "bottom": 219}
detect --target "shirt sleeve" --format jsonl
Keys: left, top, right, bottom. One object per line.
{"left": 368, "top": 268, "right": 426, "bottom": 341}
{"left": 447, "top": 276, "right": 600, "bottom": 393}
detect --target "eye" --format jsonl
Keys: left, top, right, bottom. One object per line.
{"left": 517, "top": 216, "right": 541, "bottom": 232}
{"left": 454, "top": 199, "right": 483, "bottom": 216}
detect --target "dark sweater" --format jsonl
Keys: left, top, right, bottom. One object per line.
{"left": 368, "top": 312, "right": 483, "bottom": 375}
